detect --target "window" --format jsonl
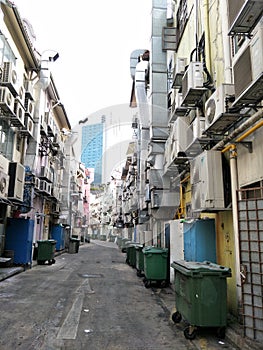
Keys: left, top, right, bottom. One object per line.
{"left": 0, "top": 34, "right": 16, "bottom": 65}
{"left": 176, "top": 0, "right": 188, "bottom": 49}
{"left": 0, "top": 120, "right": 14, "bottom": 160}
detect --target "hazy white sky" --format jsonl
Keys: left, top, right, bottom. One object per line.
{"left": 13, "top": 0, "right": 151, "bottom": 128}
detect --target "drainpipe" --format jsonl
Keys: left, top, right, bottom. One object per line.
{"left": 228, "top": 145, "right": 242, "bottom": 314}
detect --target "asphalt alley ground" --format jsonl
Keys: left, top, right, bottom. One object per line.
{"left": 0, "top": 241, "right": 242, "bottom": 350}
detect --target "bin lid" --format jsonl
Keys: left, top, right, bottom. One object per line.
{"left": 127, "top": 242, "right": 140, "bottom": 247}
{"left": 70, "top": 237, "right": 80, "bottom": 242}
{"left": 135, "top": 244, "right": 144, "bottom": 249}
{"left": 37, "top": 239, "right": 57, "bottom": 244}
{"left": 171, "top": 260, "right": 232, "bottom": 277}
{"left": 142, "top": 246, "right": 168, "bottom": 254}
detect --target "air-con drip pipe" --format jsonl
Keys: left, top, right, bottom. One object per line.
{"left": 195, "top": 0, "right": 199, "bottom": 61}
{"left": 190, "top": 48, "right": 197, "bottom": 62}
{"left": 220, "top": 0, "right": 233, "bottom": 84}
{"left": 202, "top": 0, "right": 214, "bottom": 89}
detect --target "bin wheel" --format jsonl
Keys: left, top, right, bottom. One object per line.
{"left": 52, "top": 259, "right": 56, "bottom": 264}
{"left": 172, "top": 311, "right": 182, "bottom": 323}
{"left": 144, "top": 280, "right": 151, "bottom": 288}
{"left": 160, "top": 280, "right": 168, "bottom": 288}
{"left": 216, "top": 327, "right": 226, "bottom": 339}
{"left": 183, "top": 326, "right": 197, "bottom": 340}
{"left": 136, "top": 270, "right": 143, "bottom": 277}
{"left": 48, "top": 260, "right": 52, "bottom": 265}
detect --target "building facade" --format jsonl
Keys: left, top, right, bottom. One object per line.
{"left": 108, "top": 0, "right": 263, "bottom": 343}
{"left": 0, "top": 1, "right": 84, "bottom": 262}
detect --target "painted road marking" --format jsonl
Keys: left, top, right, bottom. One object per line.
{"left": 56, "top": 279, "right": 93, "bottom": 339}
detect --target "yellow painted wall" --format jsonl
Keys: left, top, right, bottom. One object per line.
{"left": 217, "top": 211, "right": 237, "bottom": 315}
{"left": 206, "top": 0, "right": 225, "bottom": 85}
{"left": 199, "top": 211, "right": 237, "bottom": 315}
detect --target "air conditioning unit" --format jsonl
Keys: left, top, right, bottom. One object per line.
{"left": 21, "top": 115, "right": 34, "bottom": 138}
{"left": 232, "top": 25, "right": 263, "bottom": 107}
{"left": 172, "top": 57, "right": 187, "bottom": 88}
{"left": 0, "top": 154, "right": 9, "bottom": 174}
{"left": 13, "top": 100, "right": 25, "bottom": 127}
{"left": 34, "top": 177, "right": 40, "bottom": 190}
{"left": 151, "top": 189, "right": 179, "bottom": 209}
{"left": 24, "top": 79, "right": 34, "bottom": 100}
{"left": 45, "top": 111, "right": 55, "bottom": 137}
{"left": 176, "top": 116, "right": 190, "bottom": 153}
{"left": 39, "top": 179, "right": 47, "bottom": 192}
{"left": 39, "top": 180, "right": 51, "bottom": 194}
{"left": 17, "top": 85, "right": 25, "bottom": 105}
{"left": 0, "top": 86, "right": 15, "bottom": 114}
{"left": 169, "top": 92, "right": 188, "bottom": 122}
{"left": 40, "top": 114, "right": 48, "bottom": 135}
{"left": 181, "top": 62, "right": 206, "bottom": 106}
{"left": 228, "top": 0, "right": 263, "bottom": 35}
{"left": 1, "top": 62, "right": 19, "bottom": 96}
{"left": 46, "top": 182, "right": 52, "bottom": 195}
{"left": 8, "top": 162, "right": 25, "bottom": 202}
{"left": 0, "top": 170, "right": 9, "bottom": 198}
{"left": 190, "top": 150, "right": 225, "bottom": 210}
{"left": 40, "top": 166, "right": 50, "bottom": 180}
{"left": 204, "top": 84, "right": 239, "bottom": 133}
{"left": 24, "top": 97, "right": 35, "bottom": 119}
{"left": 171, "top": 138, "right": 180, "bottom": 163}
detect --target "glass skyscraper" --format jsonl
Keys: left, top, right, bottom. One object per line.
{"left": 81, "top": 123, "right": 104, "bottom": 184}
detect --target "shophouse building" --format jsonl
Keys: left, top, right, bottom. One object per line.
{"left": 113, "top": 0, "right": 263, "bottom": 343}
{"left": 0, "top": 1, "right": 82, "bottom": 262}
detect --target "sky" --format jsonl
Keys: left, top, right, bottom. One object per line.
{"left": 13, "top": 0, "right": 152, "bottom": 128}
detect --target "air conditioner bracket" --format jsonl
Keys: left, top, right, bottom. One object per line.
{"left": 239, "top": 141, "right": 253, "bottom": 153}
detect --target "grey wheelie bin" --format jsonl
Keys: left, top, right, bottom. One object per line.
{"left": 142, "top": 246, "right": 168, "bottom": 288}
{"left": 171, "top": 260, "right": 232, "bottom": 340}
{"left": 69, "top": 237, "right": 80, "bottom": 254}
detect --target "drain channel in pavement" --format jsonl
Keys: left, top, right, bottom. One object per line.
{"left": 78, "top": 273, "right": 103, "bottom": 278}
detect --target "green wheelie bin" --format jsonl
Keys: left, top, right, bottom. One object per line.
{"left": 142, "top": 246, "right": 168, "bottom": 288}
{"left": 171, "top": 260, "right": 232, "bottom": 339}
{"left": 126, "top": 242, "right": 139, "bottom": 268}
{"left": 37, "top": 239, "right": 56, "bottom": 265}
{"left": 120, "top": 238, "right": 131, "bottom": 253}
